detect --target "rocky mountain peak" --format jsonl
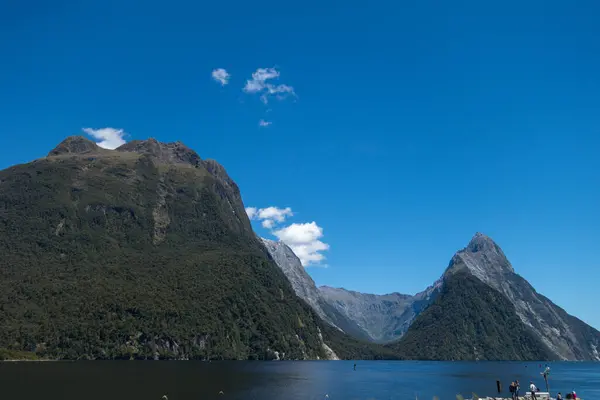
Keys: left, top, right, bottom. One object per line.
{"left": 445, "top": 232, "right": 514, "bottom": 282}
{"left": 48, "top": 136, "right": 102, "bottom": 156}
{"left": 116, "top": 138, "right": 202, "bottom": 167}
{"left": 467, "top": 232, "right": 500, "bottom": 253}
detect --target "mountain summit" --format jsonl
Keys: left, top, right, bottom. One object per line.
{"left": 50, "top": 136, "right": 206, "bottom": 168}
{"left": 445, "top": 232, "right": 514, "bottom": 283}
{"left": 48, "top": 136, "right": 103, "bottom": 156}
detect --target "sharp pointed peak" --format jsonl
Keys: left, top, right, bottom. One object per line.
{"left": 445, "top": 232, "right": 514, "bottom": 279}
{"left": 466, "top": 232, "right": 500, "bottom": 253}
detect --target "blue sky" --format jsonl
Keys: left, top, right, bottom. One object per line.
{"left": 1, "top": 0, "right": 599, "bottom": 329}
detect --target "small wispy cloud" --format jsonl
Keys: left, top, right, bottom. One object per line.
{"left": 211, "top": 68, "right": 230, "bottom": 86}
{"left": 243, "top": 67, "right": 296, "bottom": 104}
{"left": 247, "top": 205, "right": 293, "bottom": 236}
{"left": 246, "top": 206, "right": 293, "bottom": 224}
{"left": 245, "top": 206, "right": 329, "bottom": 267}
{"left": 83, "top": 127, "right": 127, "bottom": 149}
{"left": 243, "top": 68, "right": 279, "bottom": 93}
{"left": 259, "top": 119, "right": 272, "bottom": 127}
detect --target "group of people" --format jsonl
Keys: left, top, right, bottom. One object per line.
{"left": 556, "top": 390, "right": 578, "bottom": 399}
{"left": 509, "top": 380, "right": 521, "bottom": 399}
{"left": 508, "top": 379, "right": 577, "bottom": 400}
{"left": 508, "top": 380, "right": 541, "bottom": 399}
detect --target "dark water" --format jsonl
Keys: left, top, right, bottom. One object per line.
{"left": 1, "top": 361, "right": 598, "bottom": 400}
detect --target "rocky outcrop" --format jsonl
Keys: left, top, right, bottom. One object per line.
{"left": 48, "top": 136, "right": 103, "bottom": 156}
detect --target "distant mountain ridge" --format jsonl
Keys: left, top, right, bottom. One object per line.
{"left": 264, "top": 233, "right": 600, "bottom": 360}
{"left": 260, "top": 239, "right": 441, "bottom": 344}
{"left": 318, "top": 282, "right": 441, "bottom": 343}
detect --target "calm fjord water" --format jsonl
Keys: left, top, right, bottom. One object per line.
{"left": 1, "top": 361, "right": 598, "bottom": 400}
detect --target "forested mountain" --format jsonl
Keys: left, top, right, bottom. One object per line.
{"left": 0, "top": 136, "right": 354, "bottom": 360}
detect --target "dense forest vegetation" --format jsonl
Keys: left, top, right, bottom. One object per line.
{"left": 0, "top": 138, "right": 339, "bottom": 360}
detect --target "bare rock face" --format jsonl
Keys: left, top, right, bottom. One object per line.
{"left": 445, "top": 232, "right": 514, "bottom": 283}
{"left": 48, "top": 136, "right": 103, "bottom": 156}
{"left": 260, "top": 238, "right": 335, "bottom": 326}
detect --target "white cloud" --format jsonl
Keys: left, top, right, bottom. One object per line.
{"left": 211, "top": 68, "right": 230, "bottom": 85}
{"left": 83, "top": 127, "right": 127, "bottom": 149}
{"left": 246, "top": 206, "right": 293, "bottom": 225}
{"left": 243, "top": 68, "right": 279, "bottom": 93}
{"left": 255, "top": 206, "right": 293, "bottom": 222}
{"left": 259, "top": 119, "right": 272, "bottom": 127}
{"left": 245, "top": 206, "right": 329, "bottom": 267}
{"left": 243, "top": 67, "right": 296, "bottom": 104}
{"left": 261, "top": 219, "right": 275, "bottom": 229}
{"left": 273, "top": 221, "right": 322, "bottom": 244}
{"left": 273, "top": 222, "right": 330, "bottom": 267}
{"left": 245, "top": 207, "right": 258, "bottom": 219}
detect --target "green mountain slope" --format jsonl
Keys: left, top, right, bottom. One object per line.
{"left": 0, "top": 136, "right": 338, "bottom": 360}
{"left": 388, "top": 270, "right": 554, "bottom": 361}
